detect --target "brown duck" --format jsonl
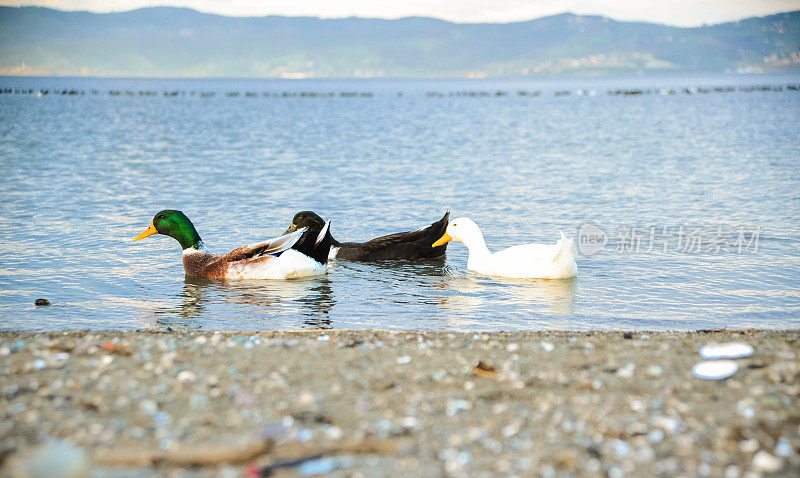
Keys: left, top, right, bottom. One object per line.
{"left": 133, "top": 210, "right": 332, "bottom": 279}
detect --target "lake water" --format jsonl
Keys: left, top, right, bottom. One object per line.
{"left": 1, "top": 74, "right": 799, "bottom": 332}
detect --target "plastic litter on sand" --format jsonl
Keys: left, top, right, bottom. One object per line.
{"left": 692, "top": 360, "right": 738, "bottom": 380}
{"left": 699, "top": 343, "right": 754, "bottom": 360}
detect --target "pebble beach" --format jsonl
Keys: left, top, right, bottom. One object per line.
{"left": 1, "top": 329, "right": 798, "bottom": 476}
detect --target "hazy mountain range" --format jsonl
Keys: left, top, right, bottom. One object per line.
{"left": 0, "top": 6, "right": 798, "bottom": 78}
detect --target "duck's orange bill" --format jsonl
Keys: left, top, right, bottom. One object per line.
{"left": 134, "top": 222, "right": 158, "bottom": 241}
{"left": 432, "top": 232, "right": 452, "bottom": 248}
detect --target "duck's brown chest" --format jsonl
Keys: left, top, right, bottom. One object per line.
{"left": 182, "top": 252, "right": 227, "bottom": 280}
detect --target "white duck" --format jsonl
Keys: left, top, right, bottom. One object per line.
{"left": 432, "top": 217, "right": 577, "bottom": 279}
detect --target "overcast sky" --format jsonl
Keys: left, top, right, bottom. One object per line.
{"left": 2, "top": 0, "right": 799, "bottom": 26}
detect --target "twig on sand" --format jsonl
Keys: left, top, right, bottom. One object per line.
{"left": 92, "top": 437, "right": 401, "bottom": 468}
{"left": 92, "top": 440, "right": 272, "bottom": 467}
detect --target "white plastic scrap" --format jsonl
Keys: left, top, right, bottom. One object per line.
{"left": 699, "top": 343, "right": 754, "bottom": 360}
{"left": 692, "top": 360, "right": 738, "bottom": 380}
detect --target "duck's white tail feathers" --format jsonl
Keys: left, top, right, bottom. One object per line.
{"left": 260, "top": 228, "right": 306, "bottom": 255}
{"left": 552, "top": 231, "right": 576, "bottom": 264}
{"left": 315, "top": 220, "right": 331, "bottom": 245}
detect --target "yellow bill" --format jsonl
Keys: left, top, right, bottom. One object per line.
{"left": 134, "top": 222, "right": 158, "bottom": 241}
{"left": 432, "top": 232, "right": 452, "bottom": 247}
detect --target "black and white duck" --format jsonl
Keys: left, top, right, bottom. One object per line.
{"left": 284, "top": 211, "right": 449, "bottom": 261}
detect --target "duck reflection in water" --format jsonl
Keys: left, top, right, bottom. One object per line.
{"left": 154, "top": 276, "right": 335, "bottom": 329}
{"left": 206, "top": 276, "right": 334, "bottom": 328}
{"left": 335, "top": 257, "right": 450, "bottom": 308}
{"left": 436, "top": 275, "right": 577, "bottom": 316}
{"left": 153, "top": 278, "right": 211, "bottom": 327}
{"left": 297, "top": 278, "right": 335, "bottom": 329}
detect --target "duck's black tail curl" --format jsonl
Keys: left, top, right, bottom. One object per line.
{"left": 428, "top": 211, "right": 450, "bottom": 256}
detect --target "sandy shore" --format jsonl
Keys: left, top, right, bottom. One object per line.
{"left": 1, "top": 329, "right": 798, "bottom": 477}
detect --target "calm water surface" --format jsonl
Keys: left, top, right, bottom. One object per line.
{"left": 1, "top": 75, "right": 798, "bottom": 331}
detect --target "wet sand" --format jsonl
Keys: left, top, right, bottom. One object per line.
{"left": 1, "top": 329, "right": 798, "bottom": 476}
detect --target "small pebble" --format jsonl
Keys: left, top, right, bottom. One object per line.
{"left": 739, "top": 438, "right": 759, "bottom": 453}
{"left": 610, "top": 439, "right": 629, "bottom": 458}
{"left": 401, "top": 416, "right": 419, "bottom": 428}
{"left": 154, "top": 411, "right": 170, "bottom": 423}
{"left": 298, "top": 391, "right": 315, "bottom": 407}
{"left": 774, "top": 438, "right": 792, "bottom": 457}
{"left": 325, "top": 426, "right": 343, "bottom": 440}
{"left": 446, "top": 399, "right": 471, "bottom": 416}
{"left": 616, "top": 363, "right": 635, "bottom": 378}
{"left": 502, "top": 420, "right": 522, "bottom": 437}
{"left": 723, "top": 465, "right": 740, "bottom": 478}
{"left": 651, "top": 416, "right": 680, "bottom": 433}
{"left": 638, "top": 446, "right": 655, "bottom": 460}
{"left": 140, "top": 399, "right": 158, "bottom": 415}
{"left": 540, "top": 464, "right": 556, "bottom": 478}
{"left": 737, "top": 401, "right": 755, "bottom": 419}
{"left": 751, "top": 450, "right": 782, "bottom": 472}
{"left": 377, "top": 419, "right": 393, "bottom": 431}
{"left": 177, "top": 370, "right": 197, "bottom": 382}
{"left": 646, "top": 365, "right": 663, "bottom": 377}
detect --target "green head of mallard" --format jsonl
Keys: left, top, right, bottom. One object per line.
{"left": 134, "top": 210, "right": 204, "bottom": 251}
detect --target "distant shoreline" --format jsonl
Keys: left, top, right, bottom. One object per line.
{"left": 2, "top": 7, "right": 798, "bottom": 78}
{"left": 3, "top": 71, "right": 800, "bottom": 81}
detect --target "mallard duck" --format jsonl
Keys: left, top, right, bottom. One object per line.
{"left": 432, "top": 217, "right": 577, "bottom": 279}
{"left": 133, "top": 210, "right": 332, "bottom": 280}
{"left": 285, "top": 211, "right": 450, "bottom": 261}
